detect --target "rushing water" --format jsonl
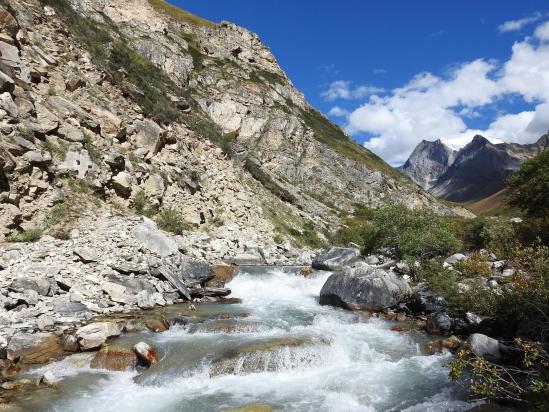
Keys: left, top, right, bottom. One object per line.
{"left": 19, "top": 267, "right": 477, "bottom": 412}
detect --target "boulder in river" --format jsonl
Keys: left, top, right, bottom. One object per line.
{"left": 319, "top": 264, "right": 411, "bottom": 311}
{"left": 76, "top": 322, "right": 121, "bottom": 350}
{"left": 90, "top": 346, "right": 137, "bottom": 371}
{"left": 133, "top": 342, "right": 159, "bottom": 366}
{"left": 6, "top": 332, "right": 63, "bottom": 364}
{"left": 312, "top": 246, "right": 361, "bottom": 271}
{"left": 145, "top": 318, "right": 170, "bottom": 333}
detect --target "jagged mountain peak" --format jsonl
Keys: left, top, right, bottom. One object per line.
{"left": 399, "top": 139, "right": 456, "bottom": 190}
{"left": 402, "top": 133, "right": 546, "bottom": 203}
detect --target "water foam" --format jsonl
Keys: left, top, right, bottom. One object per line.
{"left": 22, "top": 267, "right": 476, "bottom": 412}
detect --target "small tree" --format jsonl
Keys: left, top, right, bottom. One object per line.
{"left": 508, "top": 149, "right": 549, "bottom": 218}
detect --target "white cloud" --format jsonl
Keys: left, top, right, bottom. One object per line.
{"left": 321, "top": 80, "right": 384, "bottom": 101}
{"left": 328, "top": 106, "right": 349, "bottom": 117}
{"left": 534, "top": 20, "right": 549, "bottom": 41}
{"left": 373, "top": 68, "right": 387, "bottom": 75}
{"left": 337, "top": 19, "right": 549, "bottom": 164}
{"left": 498, "top": 12, "right": 543, "bottom": 33}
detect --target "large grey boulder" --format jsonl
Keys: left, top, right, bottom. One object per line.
{"left": 131, "top": 217, "right": 178, "bottom": 257}
{"left": 468, "top": 333, "right": 502, "bottom": 362}
{"left": 312, "top": 246, "right": 361, "bottom": 271}
{"left": 319, "top": 264, "right": 411, "bottom": 311}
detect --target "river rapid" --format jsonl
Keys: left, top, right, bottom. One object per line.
{"left": 18, "top": 267, "right": 477, "bottom": 412}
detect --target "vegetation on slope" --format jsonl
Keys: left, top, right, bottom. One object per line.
{"left": 42, "top": 0, "right": 181, "bottom": 124}
{"left": 300, "top": 107, "right": 406, "bottom": 181}
{"left": 42, "top": 0, "right": 234, "bottom": 156}
{"left": 147, "top": 0, "right": 214, "bottom": 27}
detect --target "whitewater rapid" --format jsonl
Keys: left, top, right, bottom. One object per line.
{"left": 20, "top": 267, "right": 476, "bottom": 412}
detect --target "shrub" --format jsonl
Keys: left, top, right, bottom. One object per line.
{"left": 508, "top": 149, "right": 549, "bottom": 218}
{"left": 449, "top": 339, "right": 549, "bottom": 408}
{"left": 6, "top": 229, "right": 43, "bottom": 243}
{"left": 155, "top": 208, "right": 191, "bottom": 235}
{"left": 454, "top": 252, "right": 492, "bottom": 278}
{"left": 363, "top": 204, "right": 461, "bottom": 261}
{"left": 330, "top": 204, "right": 375, "bottom": 247}
{"left": 131, "top": 191, "right": 156, "bottom": 217}
{"left": 413, "top": 259, "right": 499, "bottom": 317}
{"left": 480, "top": 218, "right": 518, "bottom": 258}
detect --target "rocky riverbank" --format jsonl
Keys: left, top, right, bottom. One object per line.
{"left": 313, "top": 246, "right": 518, "bottom": 363}
{"left": 2, "top": 265, "right": 482, "bottom": 411}
{"left": 0, "top": 208, "right": 316, "bottom": 394}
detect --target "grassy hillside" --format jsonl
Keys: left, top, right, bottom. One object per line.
{"left": 147, "top": 0, "right": 214, "bottom": 27}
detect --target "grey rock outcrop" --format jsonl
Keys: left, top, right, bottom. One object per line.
{"left": 312, "top": 246, "right": 361, "bottom": 271}
{"left": 399, "top": 139, "right": 457, "bottom": 190}
{"left": 131, "top": 218, "right": 178, "bottom": 257}
{"left": 319, "top": 264, "right": 411, "bottom": 311}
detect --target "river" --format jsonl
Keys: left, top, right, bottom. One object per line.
{"left": 17, "top": 266, "right": 477, "bottom": 411}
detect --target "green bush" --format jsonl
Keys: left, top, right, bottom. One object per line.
{"left": 131, "top": 190, "right": 156, "bottom": 217}
{"left": 414, "top": 259, "right": 499, "bottom": 317}
{"left": 330, "top": 204, "right": 375, "bottom": 246}
{"left": 363, "top": 204, "right": 461, "bottom": 261}
{"left": 480, "top": 218, "right": 518, "bottom": 258}
{"left": 155, "top": 208, "right": 191, "bottom": 235}
{"left": 454, "top": 252, "right": 492, "bottom": 278}
{"left": 6, "top": 229, "right": 43, "bottom": 243}
{"left": 508, "top": 149, "right": 549, "bottom": 218}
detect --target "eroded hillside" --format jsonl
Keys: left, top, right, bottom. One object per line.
{"left": 1, "top": 0, "right": 456, "bottom": 251}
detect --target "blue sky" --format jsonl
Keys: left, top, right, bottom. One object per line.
{"left": 169, "top": 1, "right": 549, "bottom": 164}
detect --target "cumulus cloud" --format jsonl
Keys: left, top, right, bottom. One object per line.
{"left": 498, "top": 12, "right": 543, "bottom": 33}
{"left": 329, "top": 19, "right": 549, "bottom": 165}
{"left": 321, "top": 80, "right": 384, "bottom": 101}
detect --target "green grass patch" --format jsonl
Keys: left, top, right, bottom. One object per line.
{"left": 249, "top": 69, "right": 286, "bottom": 87}
{"left": 147, "top": 0, "right": 214, "bottom": 27}
{"left": 156, "top": 208, "right": 192, "bottom": 235}
{"left": 43, "top": 138, "right": 69, "bottom": 160}
{"left": 82, "top": 131, "right": 102, "bottom": 164}
{"left": 261, "top": 201, "right": 323, "bottom": 248}
{"left": 6, "top": 229, "right": 43, "bottom": 243}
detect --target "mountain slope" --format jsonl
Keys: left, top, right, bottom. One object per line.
{"left": 0, "top": 0, "right": 456, "bottom": 248}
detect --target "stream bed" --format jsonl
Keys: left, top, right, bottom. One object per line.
{"left": 16, "top": 266, "right": 477, "bottom": 411}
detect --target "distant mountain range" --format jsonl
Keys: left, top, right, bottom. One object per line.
{"left": 399, "top": 133, "right": 549, "bottom": 203}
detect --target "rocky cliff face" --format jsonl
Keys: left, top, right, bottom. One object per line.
{"left": 0, "top": 0, "right": 454, "bottom": 250}
{"left": 398, "top": 139, "right": 457, "bottom": 190}
{"left": 402, "top": 134, "right": 548, "bottom": 202}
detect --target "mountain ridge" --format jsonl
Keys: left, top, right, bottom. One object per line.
{"left": 401, "top": 133, "right": 548, "bottom": 203}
